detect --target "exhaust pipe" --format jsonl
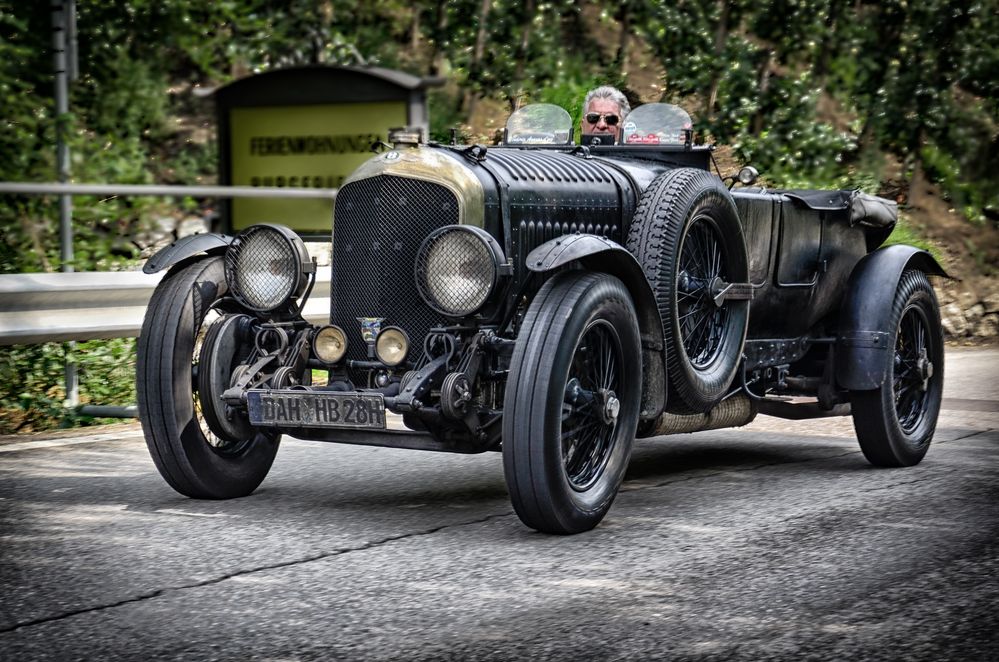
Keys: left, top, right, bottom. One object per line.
{"left": 641, "top": 394, "right": 757, "bottom": 437}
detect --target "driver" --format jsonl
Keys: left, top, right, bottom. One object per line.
{"left": 580, "top": 86, "right": 631, "bottom": 142}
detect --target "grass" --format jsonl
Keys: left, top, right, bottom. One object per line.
{"left": 883, "top": 213, "right": 942, "bottom": 261}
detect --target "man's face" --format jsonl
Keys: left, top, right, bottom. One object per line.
{"left": 581, "top": 98, "right": 622, "bottom": 136}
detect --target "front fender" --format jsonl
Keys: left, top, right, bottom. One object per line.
{"left": 527, "top": 234, "right": 666, "bottom": 419}
{"left": 142, "top": 233, "right": 233, "bottom": 274}
{"left": 836, "top": 244, "right": 948, "bottom": 390}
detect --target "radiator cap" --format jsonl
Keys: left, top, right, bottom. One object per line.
{"left": 389, "top": 126, "right": 424, "bottom": 147}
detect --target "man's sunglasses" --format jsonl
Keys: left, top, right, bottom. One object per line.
{"left": 585, "top": 113, "right": 620, "bottom": 126}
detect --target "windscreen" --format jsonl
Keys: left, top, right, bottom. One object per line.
{"left": 621, "top": 103, "right": 693, "bottom": 145}
{"left": 504, "top": 104, "right": 573, "bottom": 145}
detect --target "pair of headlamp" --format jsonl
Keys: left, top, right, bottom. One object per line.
{"left": 313, "top": 324, "right": 409, "bottom": 367}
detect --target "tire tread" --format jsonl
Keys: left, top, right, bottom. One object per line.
{"left": 626, "top": 168, "right": 748, "bottom": 412}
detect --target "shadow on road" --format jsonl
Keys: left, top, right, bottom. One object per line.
{"left": 622, "top": 429, "right": 877, "bottom": 484}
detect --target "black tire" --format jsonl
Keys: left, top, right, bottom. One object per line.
{"left": 503, "top": 272, "right": 642, "bottom": 534}
{"left": 850, "top": 270, "right": 944, "bottom": 467}
{"left": 136, "top": 257, "right": 279, "bottom": 499}
{"left": 627, "top": 168, "right": 749, "bottom": 412}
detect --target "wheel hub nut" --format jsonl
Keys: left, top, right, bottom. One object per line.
{"left": 599, "top": 389, "right": 620, "bottom": 425}
{"left": 917, "top": 349, "right": 933, "bottom": 391}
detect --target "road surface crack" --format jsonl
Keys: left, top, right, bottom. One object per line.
{"left": 942, "top": 428, "right": 995, "bottom": 442}
{"left": 0, "top": 510, "right": 513, "bottom": 634}
{"left": 856, "top": 468, "right": 962, "bottom": 493}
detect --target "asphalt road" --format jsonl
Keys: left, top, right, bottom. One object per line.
{"left": 1, "top": 348, "right": 997, "bottom": 661}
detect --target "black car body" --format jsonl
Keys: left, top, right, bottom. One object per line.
{"left": 139, "top": 103, "right": 946, "bottom": 533}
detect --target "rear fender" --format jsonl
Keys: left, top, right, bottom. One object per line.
{"left": 142, "top": 233, "right": 233, "bottom": 274}
{"left": 836, "top": 244, "right": 948, "bottom": 390}
{"left": 527, "top": 234, "right": 666, "bottom": 419}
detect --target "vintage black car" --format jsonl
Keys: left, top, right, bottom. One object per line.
{"left": 137, "top": 103, "right": 946, "bottom": 534}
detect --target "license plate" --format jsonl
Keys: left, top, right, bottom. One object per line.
{"left": 247, "top": 390, "right": 386, "bottom": 430}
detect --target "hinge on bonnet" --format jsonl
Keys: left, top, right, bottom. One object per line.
{"left": 461, "top": 144, "right": 488, "bottom": 162}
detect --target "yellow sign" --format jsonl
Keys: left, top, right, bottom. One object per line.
{"left": 229, "top": 101, "right": 408, "bottom": 233}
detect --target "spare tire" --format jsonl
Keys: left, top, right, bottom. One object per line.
{"left": 626, "top": 168, "right": 749, "bottom": 412}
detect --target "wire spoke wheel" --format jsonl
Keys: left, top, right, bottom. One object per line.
{"left": 504, "top": 272, "right": 641, "bottom": 534}
{"left": 561, "top": 321, "right": 623, "bottom": 491}
{"left": 192, "top": 308, "right": 234, "bottom": 452}
{"left": 196, "top": 311, "right": 258, "bottom": 454}
{"left": 677, "top": 215, "right": 728, "bottom": 368}
{"left": 892, "top": 305, "right": 932, "bottom": 434}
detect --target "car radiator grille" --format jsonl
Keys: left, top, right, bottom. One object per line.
{"left": 330, "top": 175, "right": 457, "bottom": 364}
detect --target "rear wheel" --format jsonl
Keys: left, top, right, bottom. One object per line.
{"left": 627, "top": 168, "right": 749, "bottom": 412}
{"left": 136, "top": 258, "right": 279, "bottom": 498}
{"left": 503, "top": 272, "right": 642, "bottom": 534}
{"left": 850, "top": 270, "right": 943, "bottom": 467}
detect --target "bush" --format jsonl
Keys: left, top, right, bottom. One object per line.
{"left": 0, "top": 338, "right": 137, "bottom": 434}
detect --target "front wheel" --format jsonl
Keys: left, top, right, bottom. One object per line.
{"left": 850, "top": 270, "right": 944, "bottom": 467}
{"left": 503, "top": 272, "right": 642, "bottom": 534}
{"left": 136, "top": 257, "right": 279, "bottom": 498}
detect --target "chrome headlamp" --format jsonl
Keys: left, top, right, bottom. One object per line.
{"left": 313, "top": 325, "right": 348, "bottom": 364}
{"left": 225, "top": 224, "right": 310, "bottom": 312}
{"left": 415, "top": 226, "right": 505, "bottom": 317}
{"left": 375, "top": 326, "right": 409, "bottom": 366}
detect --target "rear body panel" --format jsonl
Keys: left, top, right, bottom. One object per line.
{"left": 732, "top": 190, "right": 869, "bottom": 339}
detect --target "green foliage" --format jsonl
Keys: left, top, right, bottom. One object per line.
{"left": 0, "top": 338, "right": 137, "bottom": 433}
{"left": 428, "top": 89, "right": 469, "bottom": 143}
{"left": 848, "top": 148, "right": 889, "bottom": 196}
{"left": 0, "top": 343, "right": 71, "bottom": 432}
{"left": 727, "top": 77, "right": 857, "bottom": 186}
{"left": 921, "top": 142, "right": 992, "bottom": 226}
{"left": 884, "top": 215, "right": 941, "bottom": 262}
{"left": 6, "top": 0, "right": 994, "bottom": 232}
{"left": 532, "top": 77, "right": 604, "bottom": 133}
{"left": 72, "top": 338, "right": 138, "bottom": 409}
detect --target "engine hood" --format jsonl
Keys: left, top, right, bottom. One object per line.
{"left": 339, "top": 145, "right": 486, "bottom": 228}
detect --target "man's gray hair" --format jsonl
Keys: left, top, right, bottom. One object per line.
{"left": 582, "top": 86, "right": 631, "bottom": 119}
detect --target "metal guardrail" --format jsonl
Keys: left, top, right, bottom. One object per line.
{"left": 0, "top": 182, "right": 337, "bottom": 199}
{"left": 0, "top": 270, "right": 332, "bottom": 346}
{"left": 0, "top": 180, "right": 338, "bottom": 345}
